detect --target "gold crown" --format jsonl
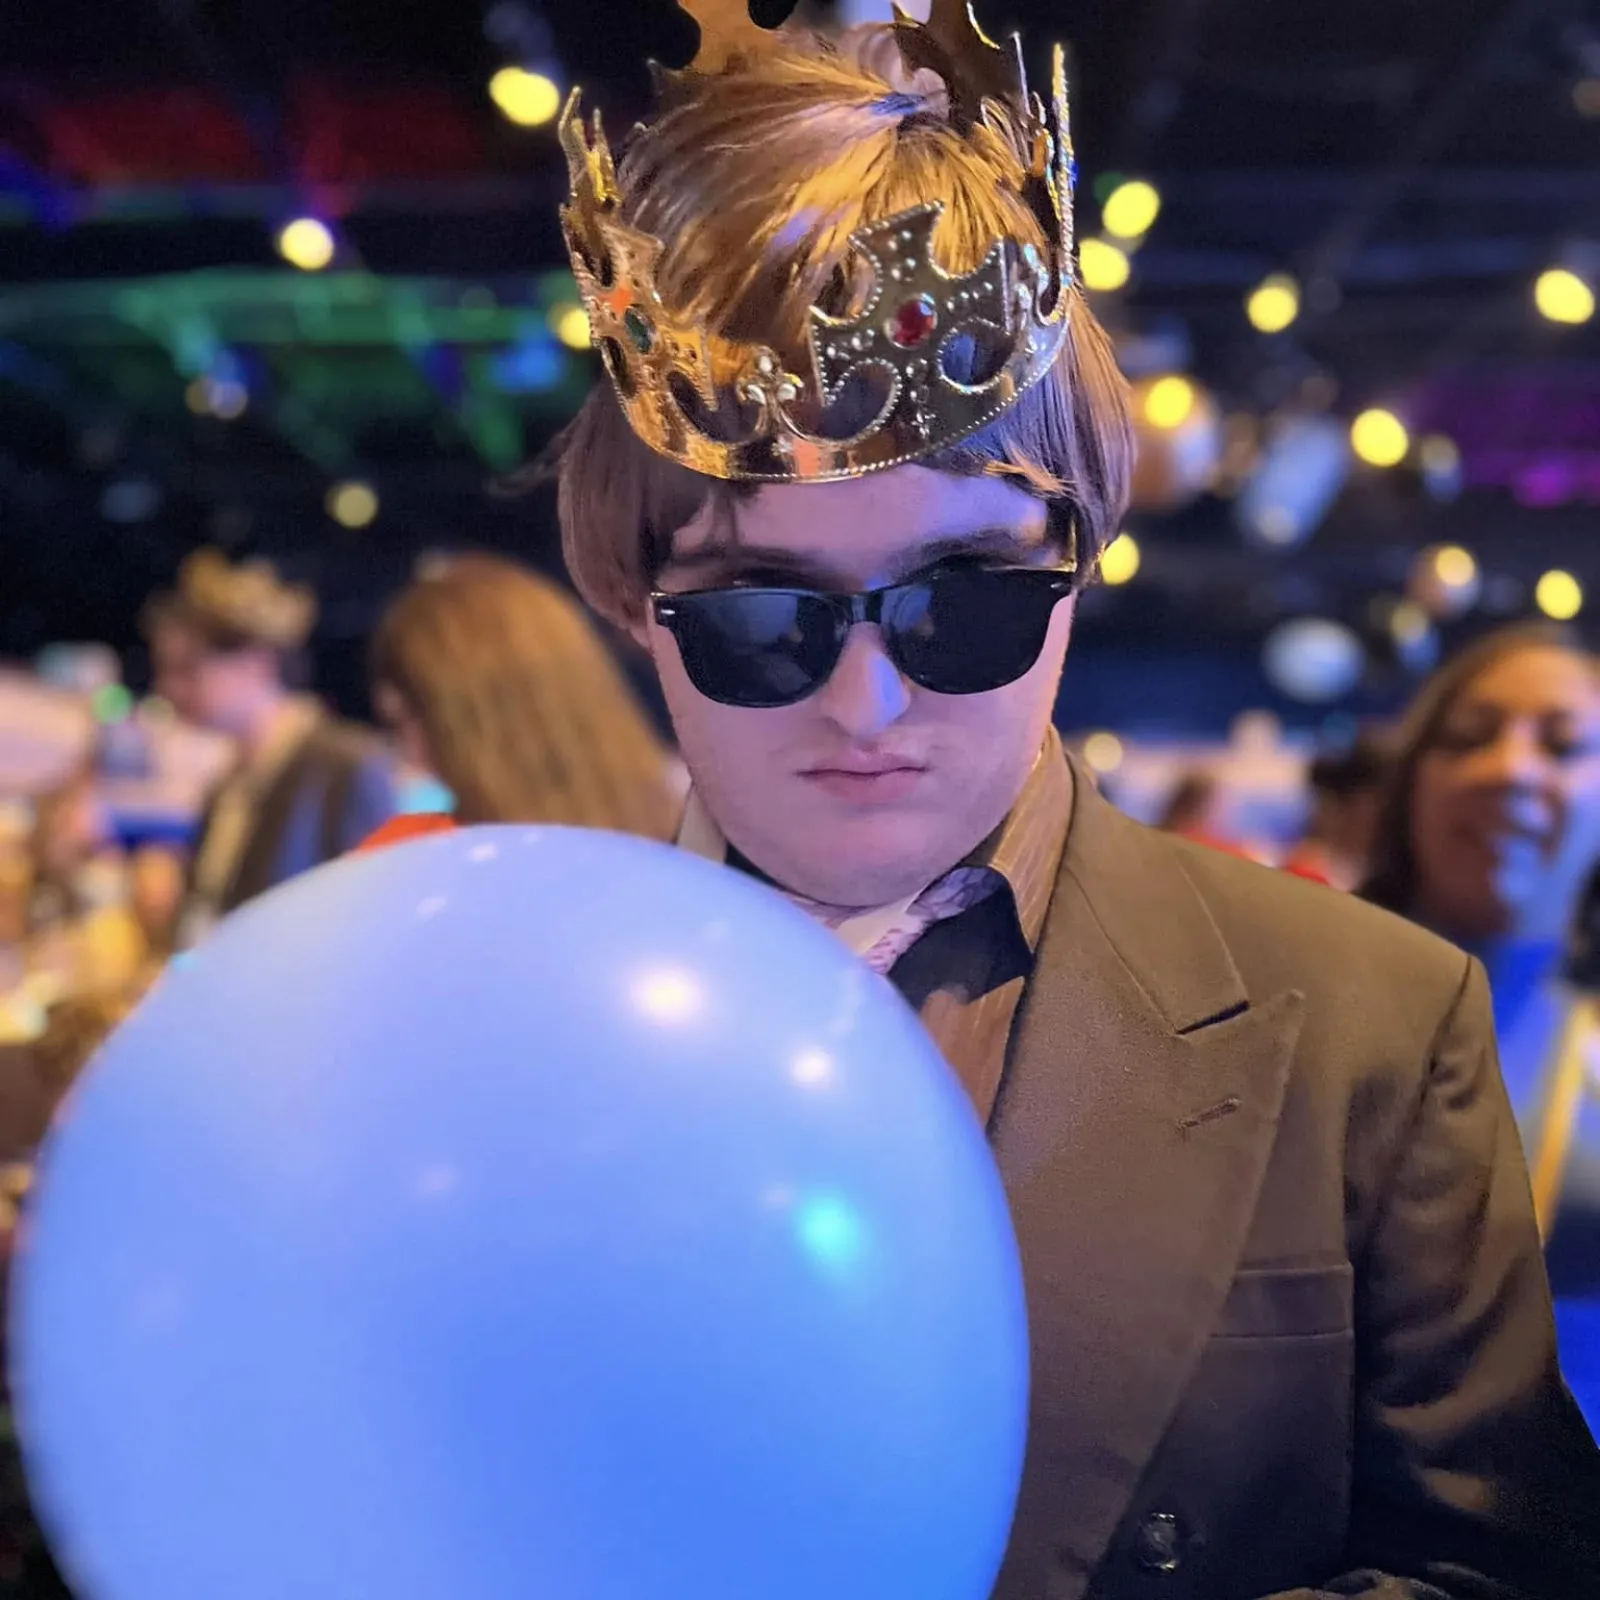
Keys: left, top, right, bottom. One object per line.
{"left": 558, "top": 0, "right": 1077, "bottom": 483}
{"left": 180, "top": 549, "right": 317, "bottom": 651}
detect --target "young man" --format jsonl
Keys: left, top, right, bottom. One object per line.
{"left": 145, "top": 549, "right": 396, "bottom": 944}
{"left": 551, "top": 5, "right": 1599, "bottom": 1596}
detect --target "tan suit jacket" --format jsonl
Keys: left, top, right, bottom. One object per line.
{"left": 991, "top": 760, "right": 1599, "bottom": 1600}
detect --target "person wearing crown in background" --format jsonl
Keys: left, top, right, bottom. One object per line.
{"left": 143, "top": 549, "right": 397, "bottom": 946}
{"left": 528, "top": 3, "right": 1600, "bottom": 1594}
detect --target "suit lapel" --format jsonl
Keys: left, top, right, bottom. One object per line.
{"left": 990, "top": 765, "right": 1305, "bottom": 1599}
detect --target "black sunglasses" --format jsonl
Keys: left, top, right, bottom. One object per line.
{"left": 651, "top": 563, "right": 1076, "bottom": 710}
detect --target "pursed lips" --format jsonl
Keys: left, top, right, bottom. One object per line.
{"left": 797, "top": 754, "right": 930, "bottom": 802}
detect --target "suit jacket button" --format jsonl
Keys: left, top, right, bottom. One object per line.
{"left": 1133, "top": 1511, "right": 1187, "bottom": 1573}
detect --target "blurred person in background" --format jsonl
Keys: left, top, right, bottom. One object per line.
{"left": 1362, "top": 624, "right": 1600, "bottom": 1420}
{"left": 358, "top": 554, "right": 683, "bottom": 852}
{"left": 24, "top": 762, "right": 146, "bottom": 1004}
{"left": 1156, "top": 768, "right": 1261, "bottom": 861}
{"left": 144, "top": 549, "right": 397, "bottom": 945}
{"left": 1283, "top": 726, "right": 1391, "bottom": 890}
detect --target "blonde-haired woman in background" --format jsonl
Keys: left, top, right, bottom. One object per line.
{"left": 361, "top": 555, "right": 683, "bottom": 850}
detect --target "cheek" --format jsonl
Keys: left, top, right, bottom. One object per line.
{"left": 1562, "top": 764, "right": 1600, "bottom": 850}
{"left": 647, "top": 621, "right": 791, "bottom": 772}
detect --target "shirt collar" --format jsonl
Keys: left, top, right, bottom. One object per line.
{"left": 675, "top": 727, "right": 1073, "bottom": 956}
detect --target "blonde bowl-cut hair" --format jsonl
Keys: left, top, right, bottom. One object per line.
{"left": 370, "top": 555, "right": 681, "bottom": 837}
{"left": 555, "top": 23, "right": 1134, "bottom": 629}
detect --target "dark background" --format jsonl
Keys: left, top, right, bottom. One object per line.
{"left": 1, "top": 0, "right": 1596, "bottom": 734}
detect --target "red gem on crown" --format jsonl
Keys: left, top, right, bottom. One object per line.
{"left": 889, "top": 295, "right": 938, "bottom": 347}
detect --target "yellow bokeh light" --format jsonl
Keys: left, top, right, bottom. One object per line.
{"left": 1102, "top": 180, "right": 1161, "bottom": 240}
{"left": 1389, "top": 601, "right": 1431, "bottom": 645}
{"left": 551, "top": 303, "right": 592, "bottom": 350}
{"left": 1079, "top": 238, "right": 1131, "bottom": 294}
{"left": 276, "top": 217, "right": 335, "bottom": 272}
{"left": 326, "top": 480, "right": 379, "bottom": 529}
{"left": 185, "top": 377, "right": 212, "bottom": 415}
{"left": 1083, "top": 732, "right": 1125, "bottom": 774}
{"left": 1432, "top": 545, "right": 1478, "bottom": 589}
{"left": 1247, "top": 274, "right": 1300, "bottom": 334}
{"left": 1351, "top": 408, "right": 1410, "bottom": 468}
{"left": 1099, "top": 532, "right": 1141, "bottom": 586}
{"left": 489, "top": 66, "right": 562, "bottom": 128}
{"left": 1534, "top": 268, "right": 1596, "bottom": 327}
{"left": 1143, "top": 376, "right": 1197, "bottom": 431}
{"left": 1535, "top": 570, "right": 1584, "bottom": 622}
{"left": 1419, "top": 434, "right": 1459, "bottom": 474}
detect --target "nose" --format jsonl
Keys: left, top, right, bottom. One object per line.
{"left": 813, "top": 625, "right": 911, "bottom": 742}
{"left": 1479, "top": 722, "right": 1551, "bottom": 789}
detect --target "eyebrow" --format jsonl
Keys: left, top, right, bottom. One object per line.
{"left": 661, "top": 525, "right": 1051, "bottom": 589}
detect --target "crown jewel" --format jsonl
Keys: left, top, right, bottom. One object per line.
{"left": 559, "top": 1, "right": 1077, "bottom": 483}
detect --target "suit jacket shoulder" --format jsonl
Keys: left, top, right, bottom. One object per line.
{"left": 1158, "top": 827, "right": 1471, "bottom": 1068}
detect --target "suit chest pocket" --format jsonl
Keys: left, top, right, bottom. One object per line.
{"left": 1215, "top": 1260, "right": 1354, "bottom": 1340}
{"left": 1106, "top": 1265, "right": 1355, "bottom": 1598}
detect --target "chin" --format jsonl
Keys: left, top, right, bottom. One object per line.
{"left": 777, "top": 820, "right": 955, "bottom": 908}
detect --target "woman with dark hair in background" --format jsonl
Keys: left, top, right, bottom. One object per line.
{"left": 361, "top": 555, "right": 683, "bottom": 849}
{"left": 1363, "top": 623, "right": 1600, "bottom": 1418}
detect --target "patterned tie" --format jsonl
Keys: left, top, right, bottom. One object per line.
{"left": 784, "top": 866, "right": 1001, "bottom": 976}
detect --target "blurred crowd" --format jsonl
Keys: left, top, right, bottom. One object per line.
{"left": 4, "top": 555, "right": 1595, "bottom": 1250}
{"left": 0, "top": 552, "right": 1596, "bottom": 1591}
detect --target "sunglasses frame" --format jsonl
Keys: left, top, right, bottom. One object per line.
{"left": 651, "top": 562, "right": 1079, "bottom": 710}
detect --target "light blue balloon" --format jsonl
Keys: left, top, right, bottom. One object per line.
{"left": 13, "top": 827, "right": 1028, "bottom": 1600}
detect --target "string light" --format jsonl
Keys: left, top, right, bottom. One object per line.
{"left": 276, "top": 218, "right": 336, "bottom": 272}
{"left": 1431, "top": 545, "right": 1478, "bottom": 590}
{"left": 550, "top": 303, "right": 592, "bottom": 350}
{"left": 1419, "top": 435, "right": 1460, "bottom": 474}
{"left": 1099, "top": 532, "right": 1141, "bottom": 585}
{"left": 1534, "top": 268, "right": 1596, "bottom": 326}
{"left": 489, "top": 66, "right": 561, "bottom": 127}
{"left": 1246, "top": 274, "right": 1301, "bottom": 334}
{"left": 1142, "top": 377, "right": 1196, "bottom": 431}
{"left": 1350, "top": 408, "right": 1409, "bottom": 468}
{"left": 1535, "top": 570, "right": 1584, "bottom": 621}
{"left": 1078, "top": 238, "right": 1131, "bottom": 293}
{"left": 1101, "top": 180, "right": 1161, "bottom": 240}
{"left": 1082, "top": 733, "right": 1125, "bottom": 774}
{"left": 326, "top": 480, "right": 379, "bottom": 529}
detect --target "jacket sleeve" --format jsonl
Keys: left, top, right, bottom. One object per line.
{"left": 1256, "top": 956, "right": 1600, "bottom": 1600}
{"left": 330, "top": 748, "right": 400, "bottom": 858}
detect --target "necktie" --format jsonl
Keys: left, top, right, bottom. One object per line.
{"left": 785, "top": 866, "right": 1001, "bottom": 976}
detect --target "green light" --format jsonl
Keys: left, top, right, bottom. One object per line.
{"left": 795, "top": 1195, "right": 864, "bottom": 1270}
{"left": 93, "top": 684, "right": 134, "bottom": 724}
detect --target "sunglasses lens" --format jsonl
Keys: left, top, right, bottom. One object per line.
{"left": 882, "top": 569, "right": 1063, "bottom": 695}
{"left": 664, "top": 590, "right": 842, "bottom": 708}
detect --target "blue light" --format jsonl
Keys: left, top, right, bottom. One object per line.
{"left": 491, "top": 336, "right": 566, "bottom": 394}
